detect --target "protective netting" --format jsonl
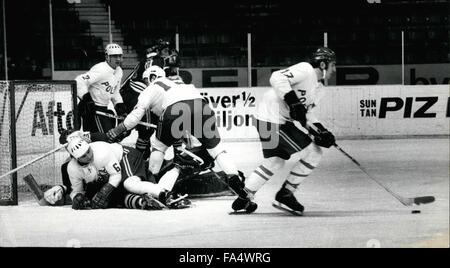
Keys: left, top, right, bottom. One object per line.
{"left": 0, "top": 81, "right": 76, "bottom": 205}
{"left": 0, "top": 81, "right": 13, "bottom": 204}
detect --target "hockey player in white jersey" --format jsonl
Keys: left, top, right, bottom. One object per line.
{"left": 106, "top": 66, "right": 255, "bottom": 210}
{"left": 232, "top": 47, "right": 337, "bottom": 215}
{"left": 75, "top": 43, "right": 128, "bottom": 133}
{"left": 66, "top": 136, "right": 189, "bottom": 210}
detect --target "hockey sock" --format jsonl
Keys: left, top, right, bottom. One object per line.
{"left": 209, "top": 150, "right": 239, "bottom": 175}
{"left": 285, "top": 144, "right": 322, "bottom": 192}
{"left": 284, "top": 159, "right": 315, "bottom": 192}
{"left": 136, "top": 138, "right": 149, "bottom": 153}
{"left": 245, "top": 157, "right": 285, "bottom": 194}
{"left": 123, "top": 176, "right": 163, "bottom": 198}
{"left": 245, "top": 165, "right": 275, "bottom": 194}
{"left": 149, "top": 150, "right": 165, "bottom": 174}
{"left": 124, "top": 194, "right": 144, "bottom": 209}
{"left": 157, "top": 167, "right": 180, "bottom": 191}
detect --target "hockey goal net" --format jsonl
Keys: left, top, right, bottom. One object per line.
{"left": 0, "top": 81, "right": 78, "bottom": 205}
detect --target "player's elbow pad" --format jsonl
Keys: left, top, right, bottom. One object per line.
{"left": 284, "top": 90, "right": 300, "bottom": 107}
{"left": 284, "top": 90, "right": 307, "bottom": 125}
{"left": 81, "top": 92, "right": 93, "bottom": 102}
{"left": 75, "top": 77, "right": 89, "bottom": 98}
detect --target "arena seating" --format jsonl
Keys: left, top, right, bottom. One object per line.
{"left": 1, "top": 0, "right": 448, "bottom": 79}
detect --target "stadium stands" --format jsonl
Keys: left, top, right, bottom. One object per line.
{"left": 0, "top": 0, "right": 448, "bottom": 79}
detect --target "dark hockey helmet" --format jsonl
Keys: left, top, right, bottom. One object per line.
{"left": 310, "top": 47, "right": 336, "bottom": 68}
{"left": 164, "top": 48, "right": 180, "bottom": 67}
{"left": 156, "top": 39, "right": 170, "bottom": 50}
{"left": 145, "top": 39, "right": 170, "bottom": 57}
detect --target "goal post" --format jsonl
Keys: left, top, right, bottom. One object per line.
{"left": 0, "top": 80, "right": 78, "bottom": 205}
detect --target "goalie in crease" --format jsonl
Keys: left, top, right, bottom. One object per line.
{"left": 231, "top": 47, "right": 337, "bottom": 215}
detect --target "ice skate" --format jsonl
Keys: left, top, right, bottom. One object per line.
{"left": 160, "top": 191, "right": 191, "bottom": 209}
{"left": 141, "top": 193, "right": 166, "bottom": 210}
{"left": 231, "top": 196, "right": 258, "bottom": 214}
{"left": 272, "top": 187, "right": 304, "bottom": 216}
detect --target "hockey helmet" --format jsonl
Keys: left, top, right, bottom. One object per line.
{"left": 143, "top": 65, "right": 165, "bottom": 81}
{"left": 156, "top": 39, "right": 170, "bottom": 51}
{"left": 105, "top": 43, "right": 123, "bottom": 56}
{"left": 67, "top": 136, "right": 90, "bottom": 159}
{"left": 311, "top": 47, "right": 336, "bottom": 66}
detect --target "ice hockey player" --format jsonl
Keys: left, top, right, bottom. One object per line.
{"left": 231, "top": 47, "right": 337, "bottom": 215}
{"left": 64, "top": 136, "right": 190, "bottom": 210}
{"left": 75, "top": 43, "right": 128, "bottom": 133}
{"left": 118, "top": 42, "right": 170, "bottom": 158}
{"left": 106, "top": 65, "right": 255, "bottom": 211}
{"left": 44, "top": 130, "right": 196, "bottom": 209}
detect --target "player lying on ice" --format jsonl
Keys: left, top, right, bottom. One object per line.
{"left": 42, "top": 130, "right": 225, "bottom": 210}
{"left": 43, "top": 131, "right": 193, "bottom": 210}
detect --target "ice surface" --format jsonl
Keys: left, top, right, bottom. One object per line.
{"left": 0, "top": 138, "right": 448, "bottom": 247}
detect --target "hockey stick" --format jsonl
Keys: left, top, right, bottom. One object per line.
{"left": 95, "top": 111, "right": 156, "bottom": 129}
{"left": 22, "top": 174, "right": 49, "bottom": 206}
{"left": 0, "top": 143, "right": 68, "bottom": 180}
{"left": 120, "top": 62, "right": 141, "bottom": 89}
{"left": 308, "top": 124, "right": 435, "bottom": 207}
{"left": 177, "top": 146, "right": 204, "bottom": 166}
{"left": 0, "top": 84, "right": 8, "bottom": 141}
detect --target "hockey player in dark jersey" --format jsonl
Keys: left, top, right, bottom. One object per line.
{"left": 119, "top": 39, "right": 179, "bottom": 159}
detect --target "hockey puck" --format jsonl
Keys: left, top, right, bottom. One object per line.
{"left": 411, "top": 210, "right": 421, "bottom": 214}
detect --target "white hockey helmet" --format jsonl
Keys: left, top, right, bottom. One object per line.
{"left": 67, "top": 137, "right": 90, "bottom": 159}
{"left": 105, "top": 43, "right": 123, "bottom": 56}
{"left": 143, "top": 65, "right": 165, "bottom": 80}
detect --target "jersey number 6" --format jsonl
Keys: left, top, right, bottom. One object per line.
{"left": 113, "top": 163, "right": 121, "bottom": 172}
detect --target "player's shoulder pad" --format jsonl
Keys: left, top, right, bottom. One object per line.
{"left": 293, "top": 62, "right": 314, "bottom": 73}
{"left": 89, "top": 141, "right": 111, "bottom": 151}
{"left": 89, "top": 62, "right": 111, "bottom": 74}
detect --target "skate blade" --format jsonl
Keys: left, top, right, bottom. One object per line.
{"left": 142, "top": 195, "right": 167, "bottom": 210}
{"left": 229, "top": 210, "right": 253, "bottom": 215}
{"left": 272, "top": 201, "right": 303, "bottom": 216}
{"left": 167, "top": 194, "right": 190, "bottom": 209}
{"left": 170, "top": 199, "right": 192, "bottom": 209}
{"left": 229, "top": 204, "right": 257, "bottom": 215}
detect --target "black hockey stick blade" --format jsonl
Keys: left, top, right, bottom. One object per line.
{"left": 413, "top": 196, "right": 435, "bottom": 205}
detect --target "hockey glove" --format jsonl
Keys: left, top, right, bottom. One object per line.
{"left": 78, "top": 93, "right": 96, "bottom": 119}
{"left": 59, "top": 129, "right": 76, "bottom": 144}
{"left": 44, "top": 185, "right": 65, "bottom": 205}
{"left": 106, "top": 122, "right": 128, "bottom": 143}
{"left": 72, "top": 193, "right": 91, "bottom": 210}
{"left": 284, "top": 90, "right": 307, "bottom": 127}
{"left": 114, "top": 103, "right": 128, "bottom": 117}
{"left": 310, "top": 123, "right": 335, "bottom": 148}
{"left": 91, "top": 183, "right": 116, "bottom": 209}
{"left": 173, "top": 151, "right": 202, "bottom": 176}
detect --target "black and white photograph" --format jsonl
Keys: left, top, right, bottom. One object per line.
{"left": 0, "top": 0, "right": 448, "bottom": 252}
